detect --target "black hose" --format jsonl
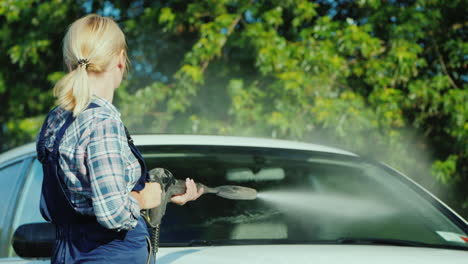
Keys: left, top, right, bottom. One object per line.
{"left": 150, "top": 224, "right": 160, "bottom": 263}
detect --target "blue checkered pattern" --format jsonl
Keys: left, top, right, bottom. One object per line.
{"left": 37, "top": 96, "right": 141, "bottom": 231}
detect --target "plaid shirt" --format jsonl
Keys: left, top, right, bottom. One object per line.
{"left": 37, "top": 96, "right": 141, "bottom": 231}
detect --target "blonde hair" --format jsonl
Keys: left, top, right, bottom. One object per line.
{"left": 53, "top": 14, "right": 129, "bottom": 116}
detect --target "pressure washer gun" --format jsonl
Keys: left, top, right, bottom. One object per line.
{"left": 141, "top": 168, "right": 257, "bottom": 261}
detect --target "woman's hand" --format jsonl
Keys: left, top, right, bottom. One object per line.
{"left": 171, "top": 178, "right": 204, "bottom": 206}
{"left": 131, "top": 182, "right": 162, "bottom": 209}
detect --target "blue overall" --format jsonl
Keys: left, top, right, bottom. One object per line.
{"left": 37, "top": 104, "right": 154, "bottom": 264}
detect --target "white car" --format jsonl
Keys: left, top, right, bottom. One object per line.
{"left": 0, "top": 135, "right": 467, "bottom": 263}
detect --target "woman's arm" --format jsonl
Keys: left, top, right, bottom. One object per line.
{"left": 86, "top": 118, "right": 143, "bottom": 230}
{"left": 131, "top": 182, "right": 162, "bottom": 209}
{"left": 170, "top": 178, "right": 204, "bottom": 206}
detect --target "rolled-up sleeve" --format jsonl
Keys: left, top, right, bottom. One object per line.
{"left": 86, "top": 118, "right": 140, "bottom": 231}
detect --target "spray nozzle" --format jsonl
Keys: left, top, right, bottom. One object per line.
{"left": 213, "top": 185, "right": 257, "bottom": 200}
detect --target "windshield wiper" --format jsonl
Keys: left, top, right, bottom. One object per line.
{"left": 336, "top": 237, "right": 425, "bottom": 247}
{"left": 335, "top": 237, "right": 468, "bottom": 251}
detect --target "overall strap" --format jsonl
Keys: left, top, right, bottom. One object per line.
{"left": 52, "top": 113, "right": 75, "bottom": 158}
{"left": 37, "top": 106, "right": 58, "bottom": 163}
{"left": 124, "top": 126, "right": 151, "bottom": 191}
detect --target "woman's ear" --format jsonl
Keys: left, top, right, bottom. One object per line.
{"left": 118, "top": 49, "right": 125, "bottom": 72}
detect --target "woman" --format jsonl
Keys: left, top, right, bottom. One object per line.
{"left": 36, "top": 14, "right": 202, "bottom": 263}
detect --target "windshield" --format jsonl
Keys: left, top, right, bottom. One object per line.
{"left": 142, "top": 145, "right": 468, "bottom": 249}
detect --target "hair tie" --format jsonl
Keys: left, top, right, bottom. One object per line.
{"left": 77, "top": 58, "right": 90, "bottom": 69}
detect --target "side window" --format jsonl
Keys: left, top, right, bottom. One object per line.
{"left": 0, "top": 159, "right": 26, "bottom": 258}
{"left": 8, "top": 159, "right": 45, "bottom": 257}
{"left": 13, "top": 159, "right": 45, "bottom": 229}
{"left": 0, "top": 161, "right": 25, "bottom": 231}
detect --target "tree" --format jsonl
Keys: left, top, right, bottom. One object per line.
{"left": 1, "top": 0, "right": 466, "bottom": 217}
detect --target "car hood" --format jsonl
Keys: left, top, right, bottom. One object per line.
{"left": 2, "top": 245, "right": 467, "bottom": 264}
{"left": 156, "top": 245, "right": 467, "bottom": 264}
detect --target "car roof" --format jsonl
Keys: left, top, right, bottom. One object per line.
{"left": 0, "top": 135, "right": 357, "bottom": 164}
{"left": 133, "top": 135, "right": 357, "bottom": 156}
{"left": 0, "top": 142, "right": 37, "bottom": 165}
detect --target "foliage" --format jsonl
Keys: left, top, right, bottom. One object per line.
{"left": 0, "top": 0, "right": 466, "bottom": 216}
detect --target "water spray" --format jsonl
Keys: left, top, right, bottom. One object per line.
{"left": 142, "top": 168, "right": 257, "bottom": 262}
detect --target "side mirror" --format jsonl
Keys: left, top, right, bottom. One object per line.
{"left": 12, "top": 222, "right": 54, "bottom": 258}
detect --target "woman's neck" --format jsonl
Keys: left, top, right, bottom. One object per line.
{"left": 88, "top": 71, "right": 116, "bottom": 103}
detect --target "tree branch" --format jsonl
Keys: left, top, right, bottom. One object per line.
{"left": 433, "top": 38, "right": 459, "bottom": 89}
{"left": 200, "top": 14, "right": 243, "bottom": 73}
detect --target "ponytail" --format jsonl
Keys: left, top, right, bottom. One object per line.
{"left": 53, "top": 60, "right": 91, "bottom": 117}
{"left": 72, "top": 62, "right": 91, "bottom": 116}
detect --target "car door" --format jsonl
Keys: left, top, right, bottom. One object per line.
{"left": 0, "top": 156, "right": 32, "bottom": 257}
{"left": 0, "top": 156, "right": 48, "bottom": 263}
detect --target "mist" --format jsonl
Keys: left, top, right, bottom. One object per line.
{"left": 257, "top": 190, "right": 397, "bottom": 220}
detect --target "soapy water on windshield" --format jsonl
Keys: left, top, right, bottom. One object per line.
{"left": 256, "top": 189, "right": 397, "bottom": 220}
